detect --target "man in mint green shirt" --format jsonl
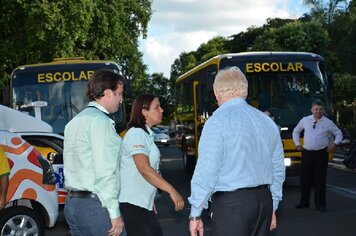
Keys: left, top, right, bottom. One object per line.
{"left": 64, "top": 69, "right": 125, "bottom": 236}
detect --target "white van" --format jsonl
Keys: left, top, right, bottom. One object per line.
{"left": 0, "top": 105, "right": 63, "bottom": 235}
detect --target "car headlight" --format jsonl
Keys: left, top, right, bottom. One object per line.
{"left": 284, "top": 158, "right": 291, "bottom": 167}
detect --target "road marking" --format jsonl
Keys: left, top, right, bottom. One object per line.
{"left": 162, "top": 158, "right": 180, "bottom": 162}
{"left": 327, "top": 184, "right": 356, "bottom": 197}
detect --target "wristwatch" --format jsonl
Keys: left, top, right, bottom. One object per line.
{"left": 189, "top": 216, "right": 202, "bottom": 221}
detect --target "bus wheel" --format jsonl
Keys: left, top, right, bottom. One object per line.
{"left": 183, "top": 150, "right": 196, "bottom": 175}
{"left": 0, "top": 206, "right": 44, "bottom": 236}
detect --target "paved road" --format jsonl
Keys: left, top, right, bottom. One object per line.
{"left": 46, "top": 143, "right": 356, "bottom": 235}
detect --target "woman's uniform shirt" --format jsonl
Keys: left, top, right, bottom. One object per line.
{"left": 119, "top": 126, "right": 161, "bottom": 210}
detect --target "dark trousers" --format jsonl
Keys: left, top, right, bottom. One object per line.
{"left": 299, "top": 148, "right": 328, "bottom": 208}
{"left": 120, "top": 202, "right": 163, "bottom": 236}
{"left": 210, "top": 186, "right": 272, "bottom": 236}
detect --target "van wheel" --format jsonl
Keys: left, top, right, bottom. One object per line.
{"left": 0, "top": 206, "right": 44, "bottom": 236}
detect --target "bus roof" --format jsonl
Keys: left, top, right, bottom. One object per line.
{"left": 176, "top": 51, "right": 324, "bottom": 83}
{"left": 12, "top": 58, "right": 119, "bottom": 73}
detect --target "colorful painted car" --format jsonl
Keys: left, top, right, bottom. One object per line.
{"left": 0, "top": 130, "right": 58, "bottom": 235}
{"left": 0, "top": 105, "right": 66, "bottom": 205}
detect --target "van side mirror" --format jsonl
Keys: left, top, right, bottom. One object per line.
{"left": 47, "top": 152, "right": 60, "bottom": 164}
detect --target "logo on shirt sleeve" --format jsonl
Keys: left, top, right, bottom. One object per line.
{"left": 133, "top": 144, "right": 145, "bottom": 148}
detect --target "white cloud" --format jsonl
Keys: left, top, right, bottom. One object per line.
{"left": 140, "top": 0, "right": 307, "bottom": 77}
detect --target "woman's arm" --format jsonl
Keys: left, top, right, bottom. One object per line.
{"left": 133, "top": 154, "right": 184, "bottom": 211}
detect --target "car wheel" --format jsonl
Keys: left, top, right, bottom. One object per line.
{"left": 0, "top": 206, "right": 44, "bottom": 236}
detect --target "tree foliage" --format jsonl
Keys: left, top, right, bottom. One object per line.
{"left": 0, "top": 0, "right": 152, "bottom": 90}
{"left": 168, "top": 0, "right": 356, "bottom": 129}
{"left": 252, "top": 21, "right": 329, "bottom": 54}
{"left": 303, "top": 0, "right": 349, "bottom": 24}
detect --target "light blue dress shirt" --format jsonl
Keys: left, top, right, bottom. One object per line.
{"left": 119, "top": 126, "right": 161, "bottom": 210}
{"left": 292, "top": 115, "right": 343, "bottom": 150}
{"left": 64, "top": 102, "right": 122, "bottom": 218}
{"left": 189, "top": 98, "right": 285, "bottom": 217}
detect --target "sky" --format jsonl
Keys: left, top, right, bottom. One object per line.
{"left": 139, "top": 0, "right": 309, "bottom": 77}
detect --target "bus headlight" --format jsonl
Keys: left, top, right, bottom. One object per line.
{"left": 284, "top": 158, "right": 292, "bottom": 167}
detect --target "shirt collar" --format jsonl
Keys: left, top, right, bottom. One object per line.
{"left": 88, "top": 101, "right": 111, "bottom": 115}
{"left": 214, "top": 97, "right": 246, "bottom": 114}
{"left": 146, "top": 125, "right": 155, "bottom": 137}
{"left": 309, "top": 114, "right": 325, "bottom": 122}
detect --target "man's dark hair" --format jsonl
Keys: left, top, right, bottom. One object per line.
{"left": 87, "top": 69, "right": 125, "bottom": 101}
{"left": 311, "top": 99, "right": 324, "bottom": 107}
{"left": 128, "top": 94, "right": 157, "bottom": 133}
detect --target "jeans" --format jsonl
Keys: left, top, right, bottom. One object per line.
{"left": 64, "top": 195, "right": 112, "bottom": 236}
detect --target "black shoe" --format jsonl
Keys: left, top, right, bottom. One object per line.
{"left": 295, "top": 204, "right": 309, "bottom": 209}
{"left": 316, "top": 206, "right": 326, "bottom": 212}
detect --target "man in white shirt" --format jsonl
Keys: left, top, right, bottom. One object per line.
{"left": 293, "top": 100, "right": 343, "bottom": 212}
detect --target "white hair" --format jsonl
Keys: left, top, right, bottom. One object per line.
{"left": 213, "top": 67, "right": 248, "bottom": 98}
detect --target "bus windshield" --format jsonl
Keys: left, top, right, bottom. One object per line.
{"left": 11, "top": 62, "right": 126, "bottom": 134}
{"left": 174, "top": 52, "right": 332, "bottom": 174}
{"left": 221, "top": 60, "right": 330, "bottom": 127}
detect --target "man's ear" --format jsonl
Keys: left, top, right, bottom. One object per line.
{"left": 103, "top": 89, "right": 111, "bottom": 98}
{"left": 213, "top": 88, "right": 219, "bottom": 100}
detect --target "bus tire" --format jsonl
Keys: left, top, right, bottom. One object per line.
{"left": 0, "top": 206, "right": 44, "bottom": 236}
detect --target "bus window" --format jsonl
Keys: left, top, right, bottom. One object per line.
{"left": 10, "top": 59, "right": 126, "bottom": 134}
{"left": 176, "top": 52, "right": 332, "bottom": 175}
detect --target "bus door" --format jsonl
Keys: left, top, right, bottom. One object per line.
{"left": 195, "top": 68, "right": 218, "bottom": 158}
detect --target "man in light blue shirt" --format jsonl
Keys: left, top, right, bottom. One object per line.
{"left": 189, "top": 67, "right": 285, "bottom": 236}
{"left": 64, "top": 69, "right": 125, "bottom": 236}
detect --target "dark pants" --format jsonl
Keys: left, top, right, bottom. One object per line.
{"left": 210, "top": 186, "right": 272, "bottom": 236}
{"left": 299, "top": 148, "right": 328, "bottom": 208}
{"left": 64, "top": 194, "right": 111, "bottom": 236}
{"left": 120, "top": 202, "right": 163, "bottom": 236}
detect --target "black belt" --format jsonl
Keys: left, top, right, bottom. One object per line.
{"left": 213, "top": 185, "right": 270, "bottom": 199}
{"left": 303, "top": 147, "right": 327, "bottom": 153}
{"left": 67, "top": 190, "right": 97, "bottom": 199}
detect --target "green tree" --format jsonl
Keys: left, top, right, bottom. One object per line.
{"left": 333, "top": 0, "right": 356, "bottom": 73}
{"left": 228, "top": 18, "right": 293, "bottom": 52}
{"left": 252, "top": 20, "right": 330, "bottom": 55}
{"left": 141, "top": 73, "right": 172, "bottom": 124}
{"left": 0, "top": 0, "right": 152, "bottom": 93}
{"left": 194, "top": 36, "right": 229, "bottom": 64}
{"left": 303, "top": 0, "right": 349, "bottom": 25}
{"left": 169, "top": 52, "right": 197, "bottom": 104}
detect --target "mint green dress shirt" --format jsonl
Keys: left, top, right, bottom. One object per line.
{"left": 63, "top": 102, "right": 122, "bottom": 218}
{"left": 119, "top": 126, "right": 161, "bottom": 210}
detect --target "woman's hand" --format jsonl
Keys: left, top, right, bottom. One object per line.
{"left": 169, "top": 190, "right": 185, "bottom": 211}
